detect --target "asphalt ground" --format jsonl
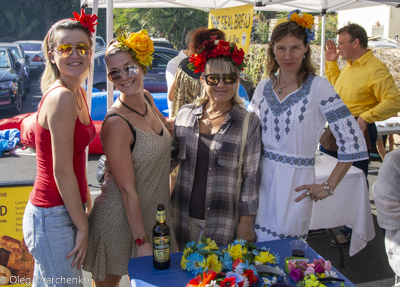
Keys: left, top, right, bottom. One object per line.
{"left": 0, "top": 73, "right": 397, "bottom": 286}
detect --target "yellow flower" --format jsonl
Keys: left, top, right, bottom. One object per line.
{"left": 181, "top": 256, "right": 188, "bottom": 270}
{"left": 304, "top": 274, "right": 327, "bottom": 287}
{"left": 124, "top": 29, "right": 154, "bottom": 67}
{"left": 227, "top": 244, "right": 247, "bottom": 261}
{"left": 206, "top": 238, "right": 219, "bottom": 250}
{"left": 204, "top": 254, "right": 223, "bottom": 273}
{"left": 317, "top": 273, "right": 326, "bottom": 278}
{"left": 254, "top": 251, "right": 276, "bottom": 265}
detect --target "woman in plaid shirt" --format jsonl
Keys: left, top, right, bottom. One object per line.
{"left": 170, "top": 38, "right": 262, "bottom": 249}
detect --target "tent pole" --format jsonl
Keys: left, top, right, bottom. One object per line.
{"left": 106, "top": 0, "right": 114, "bottom": 110}
{"left": 320, "top": 10, "right": 327, "bottom": 77}
{"left": 87, "top": 0, "right": 98, "bottom": 117}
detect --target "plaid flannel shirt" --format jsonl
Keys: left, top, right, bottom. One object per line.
{"left": 170, "top": 103, "right": 262, "bottom": 249}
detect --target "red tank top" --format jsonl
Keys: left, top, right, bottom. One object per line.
{"left": 30, "top": 86, "right": 96, "bottom": 208}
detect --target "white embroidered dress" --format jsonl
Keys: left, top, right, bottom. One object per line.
{"left": 248, "top": 74, "right": 369, "bottom": 241}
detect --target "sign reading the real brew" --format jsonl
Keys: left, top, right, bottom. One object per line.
{"left": 208, "top": 4, "right": 254, "bottom": 53}
{"left": 0, "top": 183, "right": 34, "bottom": 286}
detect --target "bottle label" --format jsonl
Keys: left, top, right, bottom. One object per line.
{"left": 153, "top": 236, "right": 170, "bottom": 262}
{"left": 156, "top": 211, "right": 166, "bottom": 223}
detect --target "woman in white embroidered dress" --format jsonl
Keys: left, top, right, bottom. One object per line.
{"left": 248, "top": 10, "right": 369, "bottom": 241}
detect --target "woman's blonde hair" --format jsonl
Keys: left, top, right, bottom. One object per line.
{"left": 40, "top": 20, "right": 93, "bottom": 94}
{"left": 194, "top": 57, "right": 243, "bottom": 107}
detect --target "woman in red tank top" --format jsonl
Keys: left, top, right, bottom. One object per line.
{"left": 22, "top": 10, "right": 97, "bottom": 285}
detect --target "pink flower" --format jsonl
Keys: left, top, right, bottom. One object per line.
{"left": 304, "top": 266, "right": 315, "bottom": 276}
{"left": 288, "top": 261, "right": 297, "bottom": 272}
{"left": 324, "top": 260, "right": 332, "bottom": 272}
{"left": 289, "top": 268, "right": 304, "bottom": 282}
{"left": 298, "top": 260, "right": 308, "bottom": 269}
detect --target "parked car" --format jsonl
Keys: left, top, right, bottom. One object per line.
{"left": 93, "top": 46, "right": 179, "bottom": 93}
{"left": 96, "top": 36, "right": 106, "bottom": 47}
{"left": 13, "top": 40, "right": 45, "bottom": 76}
{"left": 0, "top": 48, "right": 27, "bottom": 113}
{"left": 368, "top": 36, "right": 400, "bottom": 48}
{"left": 0, "top": 43, "right": 30, "bottom": 92}
{"left": 151, "top": 38, "right": 174, "bottom": 49}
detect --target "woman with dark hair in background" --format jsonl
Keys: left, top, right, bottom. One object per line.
{"left": 248, "top": 10, "right": 368, "bottom": 242}
{"left": 22, "top": 10, "right": 97, "bottom": 285}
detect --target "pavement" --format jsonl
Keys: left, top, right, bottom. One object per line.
{"left": 0, "top": 75, "right": 397, "bottom": 286}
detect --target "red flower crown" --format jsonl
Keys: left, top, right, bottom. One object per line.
{"left": 187, "top": 36, "right": 247, "bottom": 74}
{"left": 48, "top": 9, "right": 98, "bottom": 41}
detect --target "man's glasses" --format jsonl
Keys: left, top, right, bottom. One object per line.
{"left": 203, "top": 73, "right": 238, "bottom": 86}
{"left": 54, "top": 43, "right": 91, "bottom": 58}
{"left": 107, "top": 64, "right": 139, "bottom": 81}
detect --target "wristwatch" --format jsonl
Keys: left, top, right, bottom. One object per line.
{"left": 134, "top": 235, "right": 149, "bottom": 246}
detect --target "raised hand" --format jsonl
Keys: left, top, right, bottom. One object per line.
{"left": 324, "top": 40, "right": 340, "bottom": 62}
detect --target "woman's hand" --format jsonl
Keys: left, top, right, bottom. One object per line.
{"left": 136, "top": 242, "right": 153, "bottom": 257}
{"left": 236, "top": 215, "right": 256, "bottom": 242}
{"left": 295, "top": 184, "right": 331, "bottom": 202}
{"left": 324, "top": 40, "right": 340, "bottom": 62}
{"left": 66, "top": 227, "right": 89, "bottom": 269}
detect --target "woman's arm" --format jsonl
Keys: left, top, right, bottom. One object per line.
{"left": 167, "top": 79, "right": 176, "bottom": 102}
{"left": 144, "top": 89, "right": 174, "bottom": 135}
{"left": 47, "top": 90, "right": 89, "bottom": 269}
{"left": 236, "top": 113, "right": 262, "bottom": 242}
{"left": 101, "top": 116, "right": 152, "bottom": 257}
{"left": 295, "top": 161, "right": 353, "bottom": 202}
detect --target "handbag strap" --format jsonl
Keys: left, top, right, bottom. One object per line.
{"left": 235, "top": 111, "right": 251, "bottom": 226}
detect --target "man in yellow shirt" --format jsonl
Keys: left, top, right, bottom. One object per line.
{"left": 321, "top": 23, "right": 400, "bottom": 247}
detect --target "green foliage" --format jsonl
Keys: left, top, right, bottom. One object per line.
{"left": 243, "top": 45, "right": 269, "bottom": 86}
{"left": 113, "top": 8, "right": 207, "bottom": 50}
{"left": 314, "top": 13, "right": 338, "bottom": 45}
{"left": 275, "top": 11, "right": 289, "bottom": 20}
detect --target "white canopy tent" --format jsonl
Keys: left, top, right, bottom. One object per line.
{"left": 82, "top": 0, "right": 400, "bottom": 109}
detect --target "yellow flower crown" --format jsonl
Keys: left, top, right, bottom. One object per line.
{"left": 113, "top": 27, "right": 154, "bottom": 74}
{"left": 275, "top": 9, "right": 315, "bottom": 43}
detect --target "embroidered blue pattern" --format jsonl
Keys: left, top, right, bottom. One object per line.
{"left": 338, "top": 151, "right": 369, "bottom": 161}
{"left": 285, "top": 110, "right": 291, "bottom": 134}
{"left": 325, "top": 105, "right": 352, "bottom": 124}
{"left": 254, "top": 224, "right": 307, "bottom": 240}
{"left": 299, "top": 98, "right": 308, "bottom": 122}
{"left": 263, "top": 108, "right": 269, "bottom": 133}
{"left": 261, "top": 74, "right": 315, "bottom": 140}
{"left": 347, "top": 120, "right": 359, "bottom": 150}
{"left": 262, "top": 149, "right": 315, "bottom": 166}
{"left": 334, "top": 124, "right": 346, "bottom": 152}
{"left": 321, "top": 94, "right": 340, "bottom": 106}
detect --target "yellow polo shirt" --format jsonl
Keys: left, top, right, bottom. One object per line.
{"left": 325, "top": 50, "right": 400, "bottom": 123}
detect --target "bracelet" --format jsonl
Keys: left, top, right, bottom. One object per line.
{"left": 323, "top": 180, "right": 334, "bottom": 197}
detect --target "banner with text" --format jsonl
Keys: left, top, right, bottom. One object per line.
{"left": 208, "top": 4, "right": 254, "bottom": 53}
{"left": 0, "top": 184, "right": 34, "bottom": 286}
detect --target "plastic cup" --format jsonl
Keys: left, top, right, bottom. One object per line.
{"left": 289, "top": 239, "right": 308, "bottom": 257}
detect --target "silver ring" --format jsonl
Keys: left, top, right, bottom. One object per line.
{"left": 306, "top": 192, "right": 310, "bottom": 197}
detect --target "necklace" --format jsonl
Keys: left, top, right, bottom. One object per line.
{"left": 277, "top": 76, "right": 297, "bottom": 94}
{"left": 118, "top": 97, "right": 153, "bottom": 129}
{"left": 203, "top": 108, "right": 231, "bottom": 126}
{"left": 59, "top": 78, "right": 82, "bottom": 110}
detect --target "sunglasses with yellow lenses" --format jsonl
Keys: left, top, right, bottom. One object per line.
{"left": 204, "top": 73, "right": 238, "bottom": 86}
{"left": 54, "top": 43, "right": 91, "bottom": 58}
{"left": 108, "top": 64, "right": 140, "bottom": 81}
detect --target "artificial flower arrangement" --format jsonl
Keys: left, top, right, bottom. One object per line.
{"left": 288, "top": 258, "right": 343, "bottom": 287}
{"left": 287, "top": 9, "right": 315, "bottom": 43}
{"left": 181, "top": 237, "right": 287, "bottom": 287}
{"left": 114, "top": 27, "right": 154, "bottom": 74}
{"left": 187, "top": 36, "right": 247, "bottom": 73}
{"left": 71, "top": 9, "right": 98, "bottom": 34}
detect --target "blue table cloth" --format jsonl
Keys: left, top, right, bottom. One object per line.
{"left": 128, "top": 239, "right": 355, "bottom": 287}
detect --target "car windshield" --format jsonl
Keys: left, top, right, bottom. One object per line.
{"left": 0, "top": 51, "right": 10, "bottom": 68}
{"left": 153, "top": 42, "right": 173, "bottom": 49}
{"left": 18, "top": 43, "right": 42, "bottom": 51}
{"left": 9, "top": 47, "right": 22, "bottom": 59}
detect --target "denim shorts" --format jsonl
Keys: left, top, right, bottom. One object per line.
{"left": 23, "top": 201, "right": 84, "bottom": 287}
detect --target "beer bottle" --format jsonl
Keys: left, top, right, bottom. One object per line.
{"left": 153, "top": 204, "right": 170, "bottom": 269}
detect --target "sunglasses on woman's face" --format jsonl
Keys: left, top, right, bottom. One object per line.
{"left": 107, "top": 64, "right": 140, "bottom": 81}
{"left": 204, "top": 73, "right": 238, "bottom": 86}
{"left": 54, "top": 43, "right": 91, "bottom": 58}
